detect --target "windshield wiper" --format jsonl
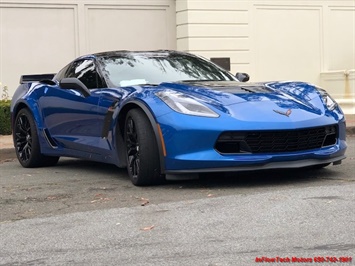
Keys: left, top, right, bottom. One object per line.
{"left": 120, "top": 83, "right": 159, "bottom": 87}
{"left": 180, "top": 79, "right": 223, "bottom": 83}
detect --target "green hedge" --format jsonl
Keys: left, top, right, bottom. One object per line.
{"left": 0, "top": 100, "right": 11, "bottom": 135}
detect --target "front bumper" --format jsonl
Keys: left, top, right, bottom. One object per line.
{"left": 157, "top": 113, "right": 347, "bottom": 174}
{"left": 164, "top": 142, "right": 346, "bottom": 173}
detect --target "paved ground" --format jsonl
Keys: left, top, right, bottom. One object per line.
{"left": 1, "top": 183, "right": 354, "bottom": 265}
{"left": 0, "top": 137, "right": 354, "bottom": 265}
{"left": 0, "top": 115, "right": 354, "bottom": 265}
{"left": 1, "top": 134, "right": 354, "bottom": 223}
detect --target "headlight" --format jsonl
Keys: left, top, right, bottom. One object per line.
{"left": 318, "top": 88, "right": 337, "bottom": 111}
{"left": 156, "top": 90, "right": 219, "bottom": 117}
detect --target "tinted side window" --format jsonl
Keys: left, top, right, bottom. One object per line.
{"left": 66, "top": 59, "right": 105, "bottom": 89}
{"left": 54, "top": 64, "right": 70, "bottom": 81}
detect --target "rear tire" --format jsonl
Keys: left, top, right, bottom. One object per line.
{"left": 124, "top": 109, "right": 163, "bottom": 186}
{"left": 14, "top": 108, "right": 59, "bottom": 168}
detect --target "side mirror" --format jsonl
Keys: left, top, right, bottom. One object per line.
{"left": 236, "top": 72, "right": 250, "bottom": 82}
{"left": 59, "top": 78, "right": 91, "bottom": 97}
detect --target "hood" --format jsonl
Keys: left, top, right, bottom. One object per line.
{"left": 158, "top": 80, "right": 323, "bottom": 116}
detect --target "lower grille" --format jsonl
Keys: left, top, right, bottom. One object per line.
{"left": 215, "top": 125, "right": 337, "bottom": 154}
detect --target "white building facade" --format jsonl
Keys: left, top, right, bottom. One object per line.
{"left": 1, "top": 0, "right": 354, "bottom": 113}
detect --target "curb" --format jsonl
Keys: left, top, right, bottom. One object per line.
{"left": 0, "top": 148, "right": 16, "bottom": 163}
{"left": 346, "top": 126, "right": 355, "bottom": 136}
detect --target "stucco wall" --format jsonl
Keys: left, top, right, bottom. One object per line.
{"left": 177, "top": 0, "right": 355, "bottom": 113}
{"left": 0, "top": 0, "right": 176, "bottom": 96}
{"left": 1, "top": 0, "right": 354, "bottom": 113}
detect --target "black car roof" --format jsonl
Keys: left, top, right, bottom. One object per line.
{"left": 77, "top": 50, "right": 194, "bottom": 60}
{"left": 95, "top": 50, "right": 187, "bottom": 56}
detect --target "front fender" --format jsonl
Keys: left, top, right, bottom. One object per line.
{"left": 114, "top": 99, "right": 167, "bottom": 173}
{"left": 11, "top": 83, "right": 50, "bottom": 154}
{"left": 11, "top": 83, "right": 46, "bottom": 130}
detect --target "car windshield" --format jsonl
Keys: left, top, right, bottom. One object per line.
{"left": 98, "top": 52, "right": 236, "bottom": 87}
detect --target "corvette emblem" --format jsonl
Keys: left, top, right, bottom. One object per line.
{"left": 273, "top": 109, "right": 292, "bottom": 117}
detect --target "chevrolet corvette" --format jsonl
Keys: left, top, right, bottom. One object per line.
{"left": 11, "top": 50, "right": 347, "bottom": 185}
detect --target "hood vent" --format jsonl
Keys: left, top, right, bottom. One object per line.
{"left": 240, "top": 86, "right": 272, "bottom": 93}
{"left": 180, "top": 81, "right": 272, "bottom": 94}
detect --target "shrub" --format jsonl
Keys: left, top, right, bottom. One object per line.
{"left": 0, "top": 100, "right": 11, "bottom": 135}
{"left": 0, "top": 83, "right": 11, "bottom": 135}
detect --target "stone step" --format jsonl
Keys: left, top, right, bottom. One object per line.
{"left": 338, "top": 98, "right": 355, "bottom": 115}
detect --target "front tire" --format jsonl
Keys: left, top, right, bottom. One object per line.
{"left": 14, "top": 108, "right": 59, "bottom": 168}
{"left": 124, "top": 109, "right": 163, "bottom": 186}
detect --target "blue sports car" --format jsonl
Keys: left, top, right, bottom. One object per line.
{"left": 11, "top": 50, "right": 347, "bottom": 185}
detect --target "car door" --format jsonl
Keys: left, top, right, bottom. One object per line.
{"left": 40, "top": 59, "right": 103, "bottom": 153}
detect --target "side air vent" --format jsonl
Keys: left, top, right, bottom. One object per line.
{"left": 43, "top": 129, "right": 58, "bottom": 148}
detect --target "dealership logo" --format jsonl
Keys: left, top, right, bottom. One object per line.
{"left": 273, "top": 109, "right": 292, "bottom": 117}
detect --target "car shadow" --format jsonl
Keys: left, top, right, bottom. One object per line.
{"left": 55, "top": 158, "right": 127, "bottom": 176}
{"left": 166, "top": 167, "right": 340, "bottom": 190}
{"left": 55, "top": 158, "right": 335, "bottom": 189}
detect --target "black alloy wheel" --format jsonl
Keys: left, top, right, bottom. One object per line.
{"left": 126, "top": 117, "right": 140, "bottom": 178}
{"left": 124, "top": 109, "right": 163, "bottom": 186}
{"left": 14, "top": 108, "right": 59, "bottom": 167}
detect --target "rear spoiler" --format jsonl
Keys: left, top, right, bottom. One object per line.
{"left": 20, "top": 73, "right": 56, "bottom": 84}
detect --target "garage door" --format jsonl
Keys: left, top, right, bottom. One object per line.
{"left": 0, "top": 0, "right": 176, "bottom": 96}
